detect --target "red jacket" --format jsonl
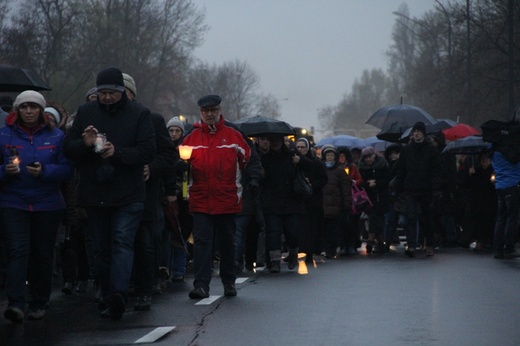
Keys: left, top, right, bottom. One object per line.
{"left": 182, "top": 116, "right": 252, "bottom": 214}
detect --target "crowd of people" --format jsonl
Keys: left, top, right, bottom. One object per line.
{"left": 0, "top": 66, "right": 518, "bottom": 325}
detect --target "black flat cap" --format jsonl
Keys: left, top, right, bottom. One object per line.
{"left": 197, "top": 95, "right": 222, "bottom": 108}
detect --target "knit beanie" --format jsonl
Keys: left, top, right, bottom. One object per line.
{"left": 44, "top": 107, "right": 61, "bottom": 124}
{"left": 85, "top": 87, "right": 97, "bottom": 101}
{"left": 96, "top": 67, "right": 125, "bottom": 92}
{"left": 321, "top": 144, "right": 337, "bottom": 157}
{"left": 411, "top": 121, "right": 426, "bottom": 134}
{"left": 122, "top": 73, "right": 137, "bottom": 97}
{"left": 166, "top": 116, "right": 185, "bottom": 132}
{"left": 361, "top": 146, "right": 376, "bottom": 158}
{"left": 13, "top": 90, "right": 46, "bottom": 110}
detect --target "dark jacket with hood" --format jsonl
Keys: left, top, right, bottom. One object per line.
{"left": 64, "top": 93, "right": 156, "bottom": 206}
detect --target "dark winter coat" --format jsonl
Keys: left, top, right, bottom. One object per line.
{"left": 301, "top": 152, "right": 328, "bottom": 209}
{"left": 322, "top": 162, "right": 352, "bottom": 219}
{"left": 64, "top": 94, "right": 156, "bottom": 206}
{"left": 394, "top": 139, "right": 441, "bottom": 195}
{"left": 260, "top": 149, "right": 314, "bottom": 215}
{"left": 358, "top": 154, "right": 390, "bottom": 214}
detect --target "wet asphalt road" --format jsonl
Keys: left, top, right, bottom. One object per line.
{"left": 1, "top": 244, "right": 520, "bottom": 346}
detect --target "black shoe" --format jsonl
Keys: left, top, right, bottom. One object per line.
{"left": 151, "top": 283, "right": 162, "bottom": 295}
{"left": 405, "top": 247, "right": 415, "bottom": 258}
{"left": 75, "top": 281, "right": 88, "bottom": 293}
{"left": 223, "top": 284, "right": 237, "bottom": 297}
{"left": 107, "top": 293, "right": 126, "bottom": 320}
{"left": 134, "top": 295, "right": 151, "bottom": 311}
{"left": 189, "top": 287, "right": 209, "bottom": 299}
{"left": 365, "top": 243, "right": 373, "bottom": 254}
{"left": 270, "top": 261, "right": 281, "bottom": 273}
{"left": 61, "top": 282, "right": 73, "bottom": 295}
{"left": 100, "top": 308, "right": 110, "bottom": 318}
{"left": 287, "top": 254, "right": 297, "bottom": 270}
{"left": 4, "top": 306, "right": 24, "bottom": 324}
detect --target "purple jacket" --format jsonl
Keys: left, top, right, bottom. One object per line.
{"left": 0, "top": 113, "right": 74, "bottom": 211}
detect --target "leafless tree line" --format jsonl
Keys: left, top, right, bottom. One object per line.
{"left": 0, "top": 0, "right": 281, "bottom": 122}
{"left": 321, "top": 0, "right": 519, "bottom": 137}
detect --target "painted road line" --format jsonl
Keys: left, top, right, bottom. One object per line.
{"left": 236, "top": 277, "right": 248, "bottom": 284}
{"left": 134, "top": 326, "right": 176, "bottom": 344}
{"left": 195, "top": 295, "right": 221, "bottom": 305}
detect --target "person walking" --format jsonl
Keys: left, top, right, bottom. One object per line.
{"left": 1, "top": 90, "right": 73, "bottom": 323}
{"left": 295, "top": 138, "right": 327, "bottom": 263}
{"left": 393, "top": 122, "right": 441, "bottom": 257}
{"left": 122, "top": 73, "right": 176, "bottom": 310}
{"left": 181, "top": 95, "right": 261, "bottom": 299}
{"left": 64, "top": 67, "right": 156, "bottom": 319}
{"left": 491, "top": 146, "right": 520, "bottom": 258}
{"left": 358, "top": 146, "right": 390, "bottom": 254}
{"left": 261, "top": 134, "right": 314, "bottom": 272}
{"left": 320, "top": 145, "right": 352, "bottom": 258}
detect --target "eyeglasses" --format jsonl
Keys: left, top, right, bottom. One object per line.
{"left": 200, "top": 107, "right": 220, "bottom": 114}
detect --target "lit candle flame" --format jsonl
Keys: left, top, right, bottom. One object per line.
{"left": 178, "top": 145, "right": 193, "bottom": 161}
{"left": 490, "top": 174, "right": 496, "bottom": 183}
{"left": 344, "top": 167, "right": 349, "bottom": 175}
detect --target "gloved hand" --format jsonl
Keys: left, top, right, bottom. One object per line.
{"left": 248, "top": 178, "right": 260, "bottom": 196}
{"left": 174, "top": 159, "right": 190, "bottom": 174}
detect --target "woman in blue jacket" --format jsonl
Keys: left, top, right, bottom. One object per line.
{"left": 0, "top": 90, "right": 73, "bottom": 323}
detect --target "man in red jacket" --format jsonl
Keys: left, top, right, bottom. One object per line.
{"left": 182, "top": 95, "right": 261, "bottom": 299}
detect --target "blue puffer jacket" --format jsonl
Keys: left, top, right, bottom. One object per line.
{"left": 0, "top": 113, "right": 74, "bottom": 211}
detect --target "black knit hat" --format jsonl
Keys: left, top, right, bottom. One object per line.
{"left": 96, "top": 67, "right": 125, "bottom": 93}
{"left": 411, "top": 121, "right": 426, "bottom": 134}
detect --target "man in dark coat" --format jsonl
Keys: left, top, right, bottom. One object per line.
{"left": 64, "top": 67, "right": 156, "bottom": 319}
{"left": 394, "top": 122, "right": 441, "bottom": 257}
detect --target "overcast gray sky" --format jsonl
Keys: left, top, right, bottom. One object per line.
{"left": 191, "top": 0, "right": 435, "bottom": 139}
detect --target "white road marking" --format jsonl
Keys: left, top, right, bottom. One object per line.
{"left": 195, "top": 295, "right": 221, "bottom": 305}
{"left": 134, "top": 326, "right": 176, "bottom": 344}
{"left": 235, "top": 277, "right": 248, "bottom": 284}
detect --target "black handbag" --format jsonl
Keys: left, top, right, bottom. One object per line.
{"left": 293, "top": 165, "right": 313, "bottom": 197}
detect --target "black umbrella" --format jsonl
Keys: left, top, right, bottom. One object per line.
{"left": 366, "top": 103, "right": 437, "bottom": 130}
{"left": 442, "top": 135, "right": 490, "bottom": 155}
{"left": 398, "top": 119, "right": 457, "bottom": 142}
{"left": 233, "top": 115, "right": 294, "bottom": 137}
{"left": 0, "top": 64, "right": 51, "bottom": 92}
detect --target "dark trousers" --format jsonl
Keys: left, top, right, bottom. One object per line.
{"left": 404, "top": 193, "right": 434, "bottom": 248}
{"left": 493, "top": 186, "right": 520, "bottom": 254}
{"left": 192, "top": 213, "right": 237, "bottom": 290}
{"left": 265, "top": 213, "right": 300, "bottom": 253}
{"left": 86, "top": 203, "right": 143, "bottom": 300}
{"left": 134, "top": 215, "right": 163, "bottom": 296}
{"left": 1, "top": 208, "right": 62, "bottom": 310}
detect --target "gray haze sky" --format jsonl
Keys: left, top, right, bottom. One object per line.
{"left": 191, "top": 0, "right": 436, "bottom": 139}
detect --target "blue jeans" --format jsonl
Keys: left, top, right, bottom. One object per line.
{"left": 1, "top": 208, "right": 62, "bottom": 310}
{"left": 192, "top": 213, "right": 237, "bottom": 290}
{"left": 493, "top": 186, "right": 520, "bottom": 254}
{"left": 85, "top": 203, "right": 144, "bottom": 300}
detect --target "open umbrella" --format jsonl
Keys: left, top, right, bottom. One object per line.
{"left": 233, "top": 115, "right": 294, "bottom": 137}
{"left": 366, "top": 103, "right": 437, "bottom": 130}
{"left": 442, "top": 123, "right": 479, "bottom": 141}
{"left": 364, "top": 136, "right": 393, "bottom": 152}
{"left": 442, "top": 135, "right": 490, "bottom": 155}
{"left": 0, "top": 64, "right": 51, "bottom": 92}
{"left": 316, "top": 135, "right": 366, "bottom": 148}
{"left": 398, "top": 120, "right": 457, "bottom": 142}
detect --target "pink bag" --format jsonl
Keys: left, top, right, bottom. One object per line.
{"left": 351, "top": 184, "right": 373, "bottom": 214}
